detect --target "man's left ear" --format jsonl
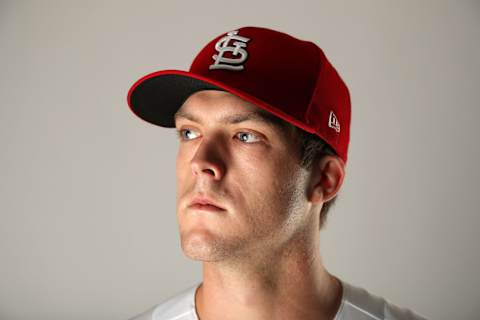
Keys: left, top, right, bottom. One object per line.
{"left": 308, "top": 155, "right": 346, "bottom": 204}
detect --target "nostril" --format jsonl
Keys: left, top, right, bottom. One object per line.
{"left": 203, "top": 168, "right": 215, "bottom": 176}
{"left": 192, "top": 165, "right": 216, "bottom": 177}
{"left": 190, "top": 156, "right": 224, "bottom": 180}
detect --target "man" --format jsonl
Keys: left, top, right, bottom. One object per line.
{"left": 127, "top": 27, "right": 427, "bottom": 320}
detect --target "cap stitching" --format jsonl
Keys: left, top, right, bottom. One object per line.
{"left": 303, "top": 43, "right": 323, "bottom": 129}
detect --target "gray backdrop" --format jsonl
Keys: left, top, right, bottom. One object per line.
{"left": 1, "top": 1, "right": 479, "bottom": 319}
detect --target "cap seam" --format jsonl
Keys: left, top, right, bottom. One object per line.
{"left": 303, "top": 43, "right": 323, "bottom": 130}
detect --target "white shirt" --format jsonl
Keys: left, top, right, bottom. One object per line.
{"left": 129, "top": 279, "right": 428, "bottom": 320}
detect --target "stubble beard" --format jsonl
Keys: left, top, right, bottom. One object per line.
{"left": 180, "top": 227, "right": 249, "bottom": 263}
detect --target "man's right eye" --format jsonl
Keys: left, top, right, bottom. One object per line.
{"left": 176, "top": 128, "right": 200, "bottom": 141}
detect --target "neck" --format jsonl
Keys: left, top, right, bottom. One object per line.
{"left": 194, "top": 227, "right": 343, "bottom": 320}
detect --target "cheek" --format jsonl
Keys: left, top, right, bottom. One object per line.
{"left": 176, "top": 145, "right": 193, "bottom": 178}
{"left": 240, "top": 146, "right": 298, "bottom": 189}
{"left": 237, "top": 152, "right": 302, "bottom": 219}
{"left": 176, "top": 150, "right": 191, "bottom": 201}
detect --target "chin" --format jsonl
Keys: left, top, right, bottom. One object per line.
{"left": 180, "top": 228, "right": 227, "bottom": 262}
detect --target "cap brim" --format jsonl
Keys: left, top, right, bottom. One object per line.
{"left": 127, "top": 70, "right": 224, "bottom": 127}
{"left": 127, "top": 70, "right": 315, "bottom": 133}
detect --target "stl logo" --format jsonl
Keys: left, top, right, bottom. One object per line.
{"left": 209, "top": 30, "right": 251, "bottom": 71}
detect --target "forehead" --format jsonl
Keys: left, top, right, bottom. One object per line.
{"left": 175, "top": 90, "right": 295, "bottom": 134}
{"left": 178, "top": 90, "right": 260, "bottom": 114}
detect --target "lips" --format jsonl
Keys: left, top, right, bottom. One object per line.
{"left": 188, "top": 197, "right": 225, "bottom": 211}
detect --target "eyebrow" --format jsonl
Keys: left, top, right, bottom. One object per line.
{"left": 174, "top": 109, "right": 291, "bottom": 132}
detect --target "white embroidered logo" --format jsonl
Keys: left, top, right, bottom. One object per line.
{"left": 328, "top": 111, "right": 340, "bottom": 133}
{"left": 209, "top": 30, "right": 250, "bottom": 71}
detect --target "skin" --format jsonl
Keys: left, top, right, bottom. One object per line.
{"left": 175, "top": 90, "right": 346, "bottom": 320}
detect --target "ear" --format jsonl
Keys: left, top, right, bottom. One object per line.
{"left": 308, "top": 155, "right": 346, "bottom": 204}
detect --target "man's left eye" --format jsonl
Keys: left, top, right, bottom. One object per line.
{"left": 236, "top": 132, "right": 261, "bottom": 143}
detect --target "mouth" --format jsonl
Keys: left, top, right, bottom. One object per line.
{"left": 189, "top": 203, "right": 225, "bottom": 212}
{"left": 188, "top": 197, "right": 226, "bottom": 212}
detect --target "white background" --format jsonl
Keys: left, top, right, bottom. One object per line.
{"left": 1, "top": 1, "right": 479, "bottom": 319}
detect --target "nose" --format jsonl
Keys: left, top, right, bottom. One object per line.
{"left": 190, "top": 137, "right": 226, "bottom": 180}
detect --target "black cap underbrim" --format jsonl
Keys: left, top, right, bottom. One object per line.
{"left": 128, "top": 71, "right": 222, "bottom": 128}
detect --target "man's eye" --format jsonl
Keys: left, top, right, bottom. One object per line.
{"left": 236, "top": 132, "right": 261, "bottom": 143}
{"left": 177, "top": 128, "right": 200, "bottom": 140}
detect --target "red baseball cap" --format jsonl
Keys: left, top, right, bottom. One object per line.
{"left": 127, "top": 26, "right": 351, "bottom": 163}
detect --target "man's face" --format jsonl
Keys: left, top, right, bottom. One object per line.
{"left": 175, "top": 90, "right": 312, "bottom": 263}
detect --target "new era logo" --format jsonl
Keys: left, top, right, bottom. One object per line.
{"left": 328, "top": 111, "right": 340, "bottom": 133}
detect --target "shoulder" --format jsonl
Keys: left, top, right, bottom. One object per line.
{"left": 336, "top": 280, "right": 429, "bottom": 320}
{"left": 128, "top": 284, "right": 200, "bottom": 320}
